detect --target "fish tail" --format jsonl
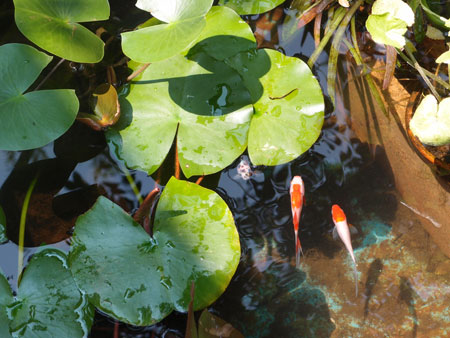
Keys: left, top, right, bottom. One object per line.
{"left": 353, "top": 263, "right": 358, "bottom": 297}
{"left": 295, "top": 234, "right": 302, "bottom": 268}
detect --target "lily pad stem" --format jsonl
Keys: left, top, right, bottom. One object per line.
{"left": 34, "top": 58, "right": 65, "bottom": 91}
{"left": 175, "top": 142, "right": 180, "bottom": 179}
{"left": 403, "top": 46, "right": 442, "bottom": 101}
{"left": 195, "top": 176, "right": 204, "bottom": 185}
{"left": 133, "top": 187, "right": 160, "bottom": 224}
{"left": 122, "top": 165, "right": 144, "bottom": 204}
{"left": 18, "top": 173, "right": 39, "bottom": 279}
{"left": 127, "top": 63, "right": 151, "bottom": 82}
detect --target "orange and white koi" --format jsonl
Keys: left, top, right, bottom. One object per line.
{"left": 332, "top": 204, "right": 358, "bottom": 296}
{"left": 290, "top": 176, "right": 305, "bottom": 268}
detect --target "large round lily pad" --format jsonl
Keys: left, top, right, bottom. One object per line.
{"left": 219, "top": 0, "right": 285, "bottom": 14}
{"left": 109, "top": 51, "right": 253, "bottom": 178}
{"left": 68, "top": 177, "right": 240, "bottom": 326}
{"left": 0, "top": 44, "right": 78, "bottom": 151}
{"left": 122, "top": 0, "right": 214, "bottom": 63}
{"left": 227, "top": 48, "right": 324, "bottom": 165}
{"left": 13, "top": 0, "right": 110, "bottom": 63}
{"left": 0, "top": 270, "right": 12, "bottom": 338}
{"left": 0, "top": 250, "right": 94, "bottom": 338}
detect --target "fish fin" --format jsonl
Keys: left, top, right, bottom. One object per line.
{"left": 332, "top": 226, "right": 339, "bottom": 240}
{"left": 295, "top": 236, "right": 302, "bottom": 268}
{"left": 353, "top": 263, "right": 358, "bottom": 297}
{"left": 349, "top": 224, "right": 358, "bottom": 235}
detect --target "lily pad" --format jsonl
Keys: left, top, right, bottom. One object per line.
{"left": 109, "top": 50, "right": 254, "bottom": 178}
{"left": 226, "top": 48, "right": 324, "bottom": 165}
{"left": 410, "top": 94, "right": 450, "bottom": 146}
{"left": 0, "top": 205, "right": 7, "bottom": 243}
{"left": 0, "top": 250, "right": 94, "bottom": 337}
{"left": 122, "top": 0, "right": 214, "bottom": 63}
{"left": 0, "top": 44, "right": 78, "bottom": 151}
{"left": 13, "top": 0, "right": 110, "bottom": 63}
{"left": 68, "top": 177, "right": 240, "bottom": 326}
{"left": 219, "top": 0, "right": 286, "bottom": 15}
{"left": 0, "top": 270, "right": 12, "bottom": 338}
{"left": 366, "top": 0, "right": 415, "bottom": 48}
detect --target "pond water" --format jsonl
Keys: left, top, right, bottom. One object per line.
{"left": 1, "top": 1, "right": 449, "bottom": 337}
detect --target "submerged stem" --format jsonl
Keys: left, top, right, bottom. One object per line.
{"left": 18, "top": 174, "right": 39, "bottom": 279}
{"left": 122, "top": 165, "right": 144, "bottom": 204}
{"left": 127, "top": 63, "right": 150, "bottom": 82}
{"left": 34, "top": 58, "right": 65, "bottom": 91}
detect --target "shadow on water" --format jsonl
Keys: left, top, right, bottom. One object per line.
{"left": 363, "top": 258, "right": 383, "bottom": 320}
{"left": 399, "top": 277, "right": 419, "bottom": 338}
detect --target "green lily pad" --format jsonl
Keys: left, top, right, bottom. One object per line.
{"left": 436, "top": 50, "right": 450, "bottom": 63}
{"left": 109, "top": 51, "right": 254, "bottom": 178}
{"left": 0, "top": 249, "right": 94, "bottom": 337}
{"left": 226, "top": 48, "right": 324, "bottom": 165}
{"left": 187, "top": 6, "right": 256, "bottom": 61}
{"left": 0, "top": 270, "right": 13, "bottom": 338}
{"left": 219, "top": 0, "right": 286, "bottom": 15}
{"left": 0, "top": 205, "right": 7, "bottom": 243}
{"left": 13, "top": 0, "right": 110, "bottom": 63}
{"left": 0, "top": 44, "right": 78, "bottom": 151}
{"left": 68, "top": 178, "right": 240, "bottom": 326}
{"left": 366, "top": 0, "right": 415, "bottom": 48}
{"left": 410, "top": 94, "right": 450, "bottom": 146}
{"left": 122, "top": 0, "right": 214, "bottom": 63}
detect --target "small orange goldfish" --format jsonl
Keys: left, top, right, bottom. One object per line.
{"left": 332, "top": 204, "right": 358, "bottom": 296}
{"left": 290, "top": 176, "right": 305, "bottom": 268}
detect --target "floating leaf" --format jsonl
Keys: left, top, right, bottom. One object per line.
{"left": 13, "top": 0, "right": 110, "bottom": 63}
{"left": 366, "top": 0, "right": 415, "bottom": 48}
{"left": 227, "top": 48, "right": 324, "bottom": 165}
{"left": 219, "top": 0, "right": 286, "bottom": 15}
{"left": 410, "top": 94, "right": 450, "bottom": 146}
{"left": 0, "top": 270, "right": 12, "bottom": 338}
{"left": 109, "top": 49, "right": 254, "bottom": 178}
{"left": 69, "top": 178, "right": 240, "bottom": 326}
{"left": 0, "top": 205, "right": 7, "bottom": 243}
{"left": 78, "top": 84, "right": 120, "bottom": 131}
{"left": 0, "top": 250, "right": 94, "bottom": 338}
{"left": 436, "top": 50, "right": 450, "bottom": 63}
{"left": 122, "top": 0, "right": 214, "bottom": 62}
{"left": 0, "top": 44, "right": 78, "bottom": 151}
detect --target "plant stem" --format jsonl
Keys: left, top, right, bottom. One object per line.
{"left": 327, "top": 0, "right": 363, "bottom": 105}
{"left": 403, "top": 46, "right": 442, "bottom": 101}
{"left": 308, "top": 6, "right": 346, "bottom": 68}
{"left": 133, "top": 187, "right": 160, "bottom": 224}
{"left": 195, "top": 176, "right": 204, "bottom": 185}
{"left": 34, "top": 58, "right": 65, "bottom": 91}
{"left": 127, "top": 63, "right": 150, "bottom": 82}
{"left": 18, "top": 174, "right": 38, "bottom": 279}
{"left": 175, "top": 142, "right": 180, "bottom": 179}
{"left": 122, "top": 165, "right": 144, "bottom": 204}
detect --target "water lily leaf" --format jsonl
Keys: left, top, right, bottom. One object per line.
{"left": 109, "top": 51, "right": 253, "bottom": 178}
{"left": 0, "top": 44, "right": 78, "bottom": 151}
{"left": 0, "top": 271, "right": 13, "bottom": 338}
{"left": 219, "top": 0, "right": 285, "bottom": 15}
{"left": 187, "top": 6, "right": 257, "bottom": 61}
{"left": 122, "top": 0, "right": 214, "bottom": 63}
{"left": 227, "top": 48, "right": 324, "bottom": 165}
{"left": 436, "top": 50, "right": 450, "bottom": 63}
{"left": 0, "top": 205, "right": 7, "bottom": 243}
{"left": 0, "top": 249, "right": 94, "bottom": 337}
{"left": 366, "top": 0, "right": 415, "bottom": 48}
{"left": 366, "top": 14, "right": 408, "bottom": 48}
{"left": 410, "top": 94, "right": 450, "bottom": 146}
{"left": 13, "top": 0, "right": 110, "bottom": 63}
{"left": 136, "top": 0, "right": 213, "bottom": 22}
{"left": 69, "top": 178, "right": 240, "bottom": 326}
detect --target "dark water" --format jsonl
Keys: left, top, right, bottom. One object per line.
{"left": 1, "top": 1, "right": 449, "bottom": 337}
